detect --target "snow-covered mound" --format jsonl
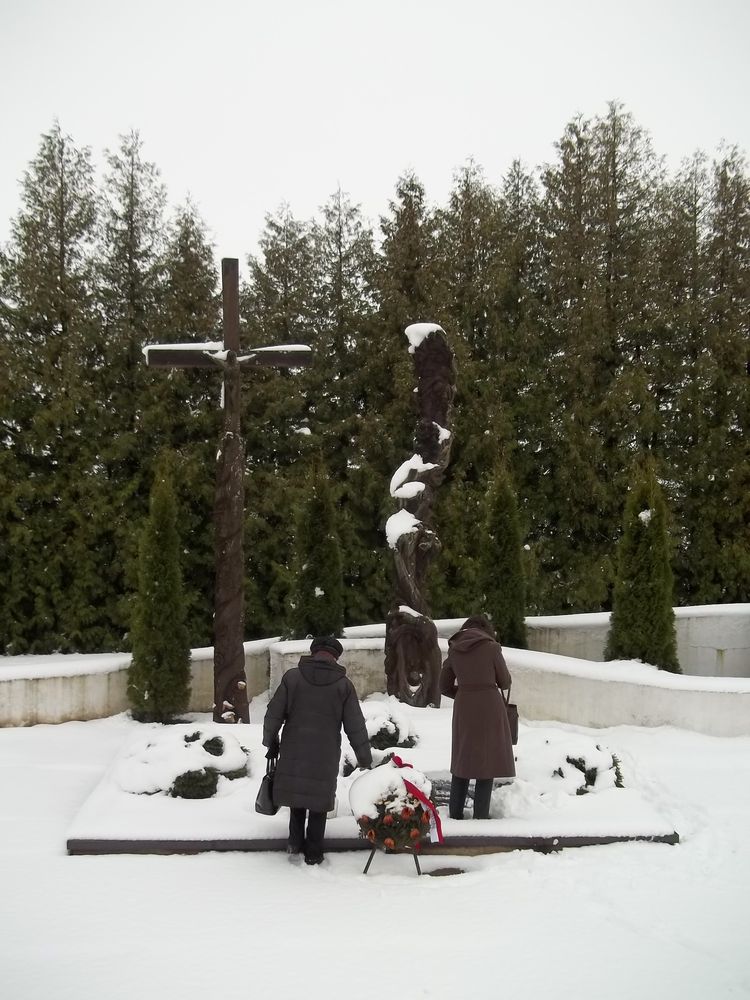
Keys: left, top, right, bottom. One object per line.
{"left": 115, "top": 725, "right": 249, "bottom": 797}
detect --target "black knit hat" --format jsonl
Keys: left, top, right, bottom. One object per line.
{"left": 310, "top": 635, "right": 344, "bottom": 658}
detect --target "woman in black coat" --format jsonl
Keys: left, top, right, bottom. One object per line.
{"left": 263, "top": 635, "right": 372, "bottom": 865}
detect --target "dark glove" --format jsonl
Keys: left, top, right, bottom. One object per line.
{"left": 265, "top": 739, "right": 280, "bottom": 759}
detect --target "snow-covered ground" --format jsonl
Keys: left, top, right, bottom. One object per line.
{"left": 2, "top": 700, "right": 749, "bottom": 999}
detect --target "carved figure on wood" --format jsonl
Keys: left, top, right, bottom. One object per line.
{"left": 384, "top": 609, "right": 442, "bottom": 708}
{"left": 384, "top": 323, "right": 456, "bottom": 709}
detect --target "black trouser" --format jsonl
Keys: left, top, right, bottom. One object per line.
{"left": 289, "top": 808, "right": 327, "bottom": 857}
{"left": 449, "top": 776, "right": 494, "bottom": 820}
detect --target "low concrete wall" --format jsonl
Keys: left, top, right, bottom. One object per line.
{"left": 504, "top": 649, "right": 750, "bottom": 738}
{"left": 0, "top": 644, "right": 273, "bottom": 727}
{"left": 269, "top": 640, "right": 388, "bottom": 699}
{"left": 524, "top": 605, "right": 750, "bottom": 678}
{"left": 189, "top": 645, "right": 271, "bottom": 712}
{"left": 2, "top": 608, "right": 748, "bottom": 732}
{"left": 267, "top": 638, "right": 750, "bottom": 739}
{"left": 0, "top": 669, "right": 131, "bottom": 728}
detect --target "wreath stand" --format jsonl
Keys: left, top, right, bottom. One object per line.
{"left": 363, "top": 846, "right": 422, "bottom": 876}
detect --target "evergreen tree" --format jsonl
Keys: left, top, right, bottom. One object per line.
{"left": 147, "top": 202, "right": 221, "bottom": 647}
{"left": 310, "top": 186, "right": 377, "bottom": 471}
{"left": 495, "top": 161, "right": 548, "bottom": 613}
{"left": 430, "top": 163, "right": 503, "bottom": 616}
{"left": 128, "top": 453, "right": 191, "bottom": 721}
{"left": 98, "top": 129, "right": 168, "bottom": 639}
{"left": 310, "top": 188, "right": 388, "bottom": 626}
{"left": 534, "top": 105, "right": 661, "bottom": 613}
{"left": 429, "top": 161, "right": 544, "bottom": 617}
{"left": 241, "top": 206, "right": 317, "bottom": 637}
{"left": 370, "top": 171, "right": 439, "bottom": 475}
{"left": 368, "top": 173, "right": 440, "bottom": 613}
{"left": 482, "top": 465, "right": 528, "bottom": 648}
{"left": 651, "top": 152, "right": 710, "bottom": 466}
{"left": 0, "top": 122, "right": 106, "bottom": 652}
{"left": 605, "top": 463, "right": 679, "bottom": 672}
{"left": 677, "top": 148, "right": 749, "bottom": 603}
{"left": 536, "top": 112, "right": 612, "bottom": 612}
{"left": 290, "top": 457, "right": 344, "bottom": 638}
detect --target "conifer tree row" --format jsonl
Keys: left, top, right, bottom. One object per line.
{"left": 1, "top": 107, "right": 747, "bottom": 655}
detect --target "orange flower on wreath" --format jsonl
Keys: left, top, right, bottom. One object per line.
{"left": 409, "top": 827, "right": 421, "bottom": 840}
{"left": 366, "top": 828, "right": 376, "bottom": 842}
{"left": 383, "top": 837, "right": 395, "bottom": 850}
{"left": 359, "top": 816, "right": 370, "bottom": 826}
{"left": 421, "top": 811, "right": 430, "bottom": 825}
{"left": 383, "top": 814, "right": 394, "bottom": 826}
{"left": 400, "top": 806, "right": 413, "bottom": 820}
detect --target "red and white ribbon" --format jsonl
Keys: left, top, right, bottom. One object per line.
{"left": 392, "top": 755, "right": 444, "bottom": 845}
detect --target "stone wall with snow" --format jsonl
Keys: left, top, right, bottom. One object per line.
{"left": 0, "top": 643, "right": 272, "bottom": 727}
{"left": 2, "top": 607, "right": 748, "bottom": 731}
{"left": 523, "top": 605, "right": 750, "bottom": 678}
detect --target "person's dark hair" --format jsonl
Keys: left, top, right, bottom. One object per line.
{"left": 462, "top": 615, "right": 496, "bottom": 638}
{"left": 310, "top": 635, "right": 344, "bottom": 658}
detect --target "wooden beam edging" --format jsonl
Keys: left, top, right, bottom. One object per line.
{"left": 66, "top": 830, "right": 679, "bottom": 856}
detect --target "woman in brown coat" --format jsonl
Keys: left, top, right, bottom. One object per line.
{"left": 439, "top": 615, "right": 515, "bottom": 819}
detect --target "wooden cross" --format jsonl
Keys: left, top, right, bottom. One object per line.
{"left": 143, "top": 258, "right": 312, "bottom": 723}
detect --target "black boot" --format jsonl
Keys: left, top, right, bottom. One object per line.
{"left": 304, "top": 810, "right": 327, "bottom": 864}
{"left": 473, "top": 778, "right": 494, "bottom": 819}
{"left": 449, "top": 776, "right": 470, "bottom": 819}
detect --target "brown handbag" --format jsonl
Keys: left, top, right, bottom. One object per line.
{"left": 502, "top": 685, "right": 519, "bottom": 745}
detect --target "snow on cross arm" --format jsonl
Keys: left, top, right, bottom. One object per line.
{"left": 142, "top": 341, "right": 223, "bottom": 360}
{"left": 237, "top": 344, "right": 312, "bottom": 362}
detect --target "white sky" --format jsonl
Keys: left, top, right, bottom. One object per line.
{"left": 2, "top": 0, "right": 749, "bottom": 263}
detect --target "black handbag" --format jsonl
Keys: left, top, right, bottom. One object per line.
{"left": 502, "top": 685, "right": 519, "bottom": 745}
{"left": 254, "top": 757, "right": 279, "bottom": 815}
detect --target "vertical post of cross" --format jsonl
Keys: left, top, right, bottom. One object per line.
{"left": 213, "top": 259, "right": 248, "bottom": 723}
{"left": 142, "top": 258, "right": 312, "bottom": 724}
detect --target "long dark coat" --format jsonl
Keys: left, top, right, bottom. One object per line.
{"left": 439, "top": 627, "right": 516, "bottom": 780}
{"left": 263, "top": 655, "right": 372, "bottom": 813}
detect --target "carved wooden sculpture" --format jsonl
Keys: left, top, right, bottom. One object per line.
{"left": 384, "top": 324, "right": 456, "bottom": 707}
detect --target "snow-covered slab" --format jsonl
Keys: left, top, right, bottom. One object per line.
{"left": 66, "top": 712, "right": 678, "bottom": 855}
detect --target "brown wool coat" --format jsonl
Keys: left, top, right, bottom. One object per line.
{"left": 439, "top": 627, "right": 516, "bottom": 780}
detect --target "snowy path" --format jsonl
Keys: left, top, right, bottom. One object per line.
{"left": 1, "top": 714, "right": 749, "bottom": 999}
